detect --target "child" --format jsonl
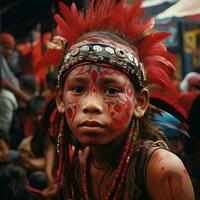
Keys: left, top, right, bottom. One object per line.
{"left": 39, "top": 0, "right": 195, "bottom": 199}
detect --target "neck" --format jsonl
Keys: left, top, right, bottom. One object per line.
{"left": 90, "top": 134, "right": 126, "bottom": 168}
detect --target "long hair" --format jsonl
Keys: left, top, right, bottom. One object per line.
{"left": 56, "top": 31, "right": 168, "bottom": 199}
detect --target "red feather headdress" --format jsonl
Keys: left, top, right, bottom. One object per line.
{"left": 37, "top": 0, "right": 188, "bottom": 193}
{"left": 37, "top": 0, "right": 186, "bottom": 120}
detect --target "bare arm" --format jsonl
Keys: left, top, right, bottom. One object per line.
{"left": 1, "top": 79, "right": 31, "bottom": 103}
{"left": 146, "top": 149, "right": 195, "bottom": 200}
{"left": 20, "top": 153, "right": 45, "bottom": 171}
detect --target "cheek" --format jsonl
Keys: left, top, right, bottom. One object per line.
{"left": 126, "top": 84, "right": 134, "bottom": 97}
{"left": 65, "top": 103, "right": 79, "bottom": 127}
{"left": 108, "top": 95, "right": 134, "bottom": 130}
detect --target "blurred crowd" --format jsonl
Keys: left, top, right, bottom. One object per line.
{"left": 0, "top": 31, "right": 200, "bottom": 199}
{"left": 0, "top": 32, "right": 57, "bottom": 200}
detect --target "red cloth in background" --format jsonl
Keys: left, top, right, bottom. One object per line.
{"left": 179, "top": 91, "right": 200, "bottom": 116}
{"left": 18, "top": 32, "right": 52, "bottom": 86}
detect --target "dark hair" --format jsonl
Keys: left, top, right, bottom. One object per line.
{"left": 0, "top": 162, "right": 41, "bottom": 200}
{"left": 46, "top": 71, "right": 57, "bottom": 86}
{"left": 27, "top": 95, "right": 46, "bottom": 157}
{"left": 57, "top": 31, "right": 167, "bottom": 199}
{"left": 27, "top": 95, "right": 45, "bottom": 114}
{"left": 0, "top": 129, "right": 10, "bottom": 146}
{"left": 19, "top": 74, "right": 37, "bottom": 94}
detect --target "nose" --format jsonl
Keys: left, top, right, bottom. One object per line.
{"left": 82, "top": 95, "right": 103, "bottom": 114}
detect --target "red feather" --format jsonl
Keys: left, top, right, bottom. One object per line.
{"left": 38, "top": 0, "right": 181, "bottom": 116}
{"left": 138, "top": 32, "right": 171, "bottom": 53}
{"left": 34, "top": 49, "right": 64, "bottom": 75}
{"left": 150, "top": 92, "right": 187, "bottom": 121}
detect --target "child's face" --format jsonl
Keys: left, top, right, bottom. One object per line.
{"left": 62, "top": 64, "right": 136, "bottom": 145}
{"left": 0, "top": 139, "right": 9, "bottom": 162}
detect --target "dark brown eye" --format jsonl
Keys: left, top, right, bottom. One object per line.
{"left": 71, "top": 87, "right": 85, "bottom": 94}
{"left": 104, "top": 87, "right": 120, "bottom": 95}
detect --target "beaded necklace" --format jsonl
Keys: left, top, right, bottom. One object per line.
{"left": 82, "top": 119, "right": 139, "bottom": 200}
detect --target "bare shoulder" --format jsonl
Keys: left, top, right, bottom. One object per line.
{"left": 146, "top": 148, "right": 195, "bottom": 200}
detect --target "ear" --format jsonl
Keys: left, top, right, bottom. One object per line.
{"left": 56, "top": 86, "right": 65, "bottom": 113}
{"left": 132, "top": 88, "right": 149, "bottom": 118}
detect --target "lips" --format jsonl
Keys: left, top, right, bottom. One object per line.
{"left": 79, "top": 120, "right": 105, "bottom": 128}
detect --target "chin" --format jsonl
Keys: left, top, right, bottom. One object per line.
{"left": 77, "top": 136, "right": 111, "bottom": 147}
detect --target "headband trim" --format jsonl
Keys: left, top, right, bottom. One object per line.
{"left": 58, "top": 41, "right": 146, "bottom": 89}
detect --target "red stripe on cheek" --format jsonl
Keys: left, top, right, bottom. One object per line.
{"left": 110, "top": 101, "right": 132, "bottom": 130}
{"left": 66, "top": 104, "right": 78, "bottom": 122}
{"left": 127, "top": 84, "right": 134, "bottom": 97}
{"left": 126, "top": 100, "right": 132, "bottom": 110}
{"left": 114, "top": 103, "right": 123, "bottom": 112}
{"left": 67, "top": 107, "right": 73, "bottom": 119}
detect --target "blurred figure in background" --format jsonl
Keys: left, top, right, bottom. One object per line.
{"left": 0, "top": 79, "right": 18, "bottom": 134}
{"left": 0, "top": 33, "right": 30, "bottom": 103}
{"left": 42, "top": 70, "right": 57, "bottom": 98}
{"left": 9, "top": 74, "right": 38, "bottom": 149}
{"left": 179, "top": 72, "right": 200, "bottom": 198}
{"left": 0, "top": 33, "right": 19, "bottom": 135}
{"left": 18, "top": 95, "right": 56, "bottom": 196}
{"left": 0, "top": 129, "right": 19, "bottom": 163}
{"left": 0, "top": 162, "right": 42, "bottom": 200}
{"left": 18, "top": 95, "right": 46, "bottom": 189}
{"left": 179, "top": 72, "right": 200, "bottom": 93}
{"left": 0, "top": 33, "right": 20, "bottom": 87}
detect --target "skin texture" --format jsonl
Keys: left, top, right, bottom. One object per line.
{"left": 146, "top": 148, "right": 195, "bottom": 200}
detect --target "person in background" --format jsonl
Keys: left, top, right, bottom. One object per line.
{"left": 179, "top": 72, "right": 200, "bottom": 93}
{"left": 0, "top": 79, "right": 18, "bottom": 134}
{"left": 18, "top": 95, "right": 46, "bottom": 189}
{"left": 0, "top": 129, "right": 19, "bottom": 162}
{"left": 9, "top": 74, "right": 39, "bottom": 149}
{"left": 42, "top": 70, "right": 57, "bottom": 98}
{"left": 19, "top": 74, "right": 38, "bottom": 97}
{"left": 0, "top": 161, "right": 42, "bottom": 200}
{"left": 0, "top": 33, "right": 20, "bottom": 87}
{"left": 19, "top": 95, "right": 57, "bottom": 193}
{"left": 178, "top": 72, "right": 200, "bottom": 198}
{"left": 0, "top": 32, "right": 30, "bottom": 103}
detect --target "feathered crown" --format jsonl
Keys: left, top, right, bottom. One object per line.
{"left": 37, "top": 0, "right": 187, "bottom": 121}
{"left": 38, "top": 0, "right": 187, "bottom": 192}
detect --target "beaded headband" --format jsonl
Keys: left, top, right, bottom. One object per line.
{"left": 58, "top": 40, "right": 146, "bottom": 90}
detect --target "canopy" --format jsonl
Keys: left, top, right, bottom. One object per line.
{"left": 142, "top": 0, "right": 177, "bottom": 8}
{"left": 156, "top": 0, "right": 200, "bottom": 22}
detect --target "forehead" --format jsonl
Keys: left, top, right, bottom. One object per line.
{"left": 66, "top": 64, "right": 131, "bottom": 83}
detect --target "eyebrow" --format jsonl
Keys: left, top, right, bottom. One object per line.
{"left": 67, "top": 76, "right": 87, "bottom": 83}
{"left": 99, "top": 76, "right": 125, "bottom": 85}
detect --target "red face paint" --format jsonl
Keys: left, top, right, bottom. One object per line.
{"left": 63, "top": 64, "right": 135, "bottom": 145}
